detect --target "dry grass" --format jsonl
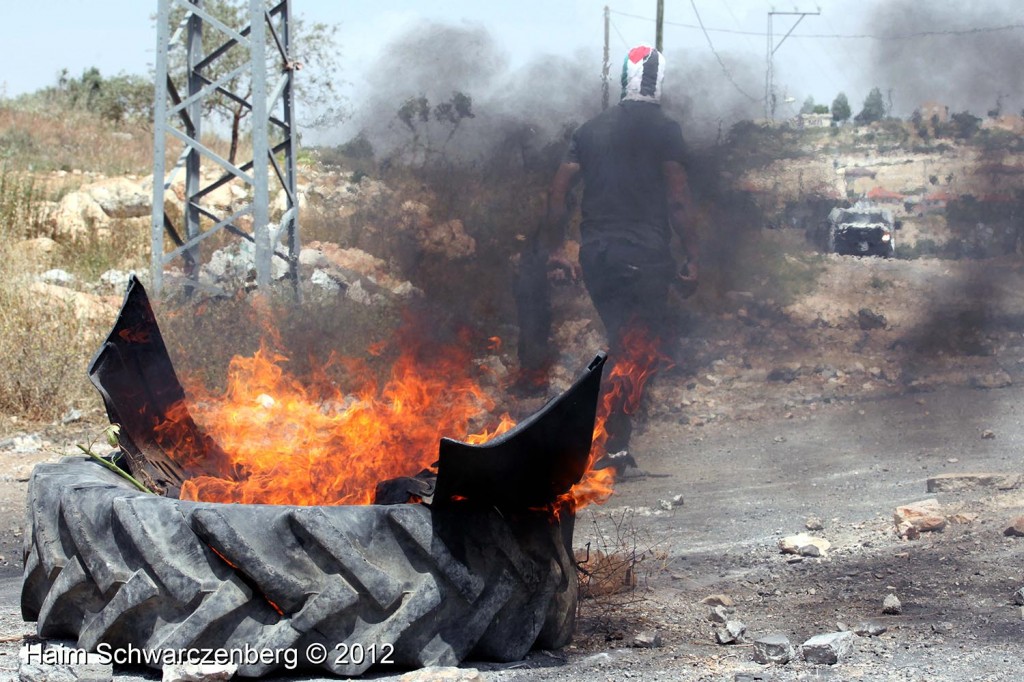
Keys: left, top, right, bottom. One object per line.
{"left": 0, "top": 105, "right": 153, "bottom": 176}
{"left": 0, "top": 258, "right": 104, "bottom": 421}
{"left": 0, "top": 102, "right": 241, "bottom": 177}
{"left": 573, "top": 508, "right": 666, "bottom": 638}
{"left": 0, "top": 163, "right": 134, "bottom": 422}
{"left": 0, "top": 167, "right": 44, "bottom": 238}
{"left": 54, "top": 219, "right": 151, "bottom": 281}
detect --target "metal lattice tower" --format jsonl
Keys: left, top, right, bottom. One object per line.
{"left": 151, "top": 0, "right": 300, "bottom": 294}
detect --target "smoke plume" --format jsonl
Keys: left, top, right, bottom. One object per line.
{"left": 869, "top": 0, "right": 1024, "bottom": 117}
{"left": 339, "top": 22, "right": 767, "bottom": 162}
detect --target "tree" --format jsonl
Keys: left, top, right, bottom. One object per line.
{"left": 947, "top": 111, "right": 981, "bottom": 140}
{"left": 800, "top": 96, "right": 816, "bottom": 115}
{"left": 93, "top": 73, "right": 154, "bottom": 124}
{"left": 167, "top": 0, "right": 343, "bottom": 164}
{"left": 910, "top": 109, "right": 930, "bottom": 140}
{"left": 831, "top": 92, "right": 851, "bottom": 123}
{"left": 43, "top": 67, "right": 153, "bottom": 124}
{"left": 395, "top": 92, "right": 475, "bottom": 166}
{"left": 855, "top": 87, "right": 886, "bottom": 125}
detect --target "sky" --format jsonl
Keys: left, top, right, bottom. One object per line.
{"left": 2, "top": 1, "right": 1022, "bottom": 144}
{"left": 1, "top": 0, "right": 867, "bottom": 105}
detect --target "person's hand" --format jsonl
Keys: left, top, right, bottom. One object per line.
{"left": 675, "top": 260, "right": 698, "bottom": 298}
{"left": 679, "top": 259, "right": 698, "bottom": 283}
{"left": 547, "top": 247, "right": 581, "bottom": 284}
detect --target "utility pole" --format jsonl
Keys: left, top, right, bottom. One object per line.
{"left": 602, "top": 6, "right": 610, "bottom": 110}
{"left": 655, "top": 0, "right": 665, "bottom": 52}
{"left": 765, "top": 8, "right": 820, "bottom": 122}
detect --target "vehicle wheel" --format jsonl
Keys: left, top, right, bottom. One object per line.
{"left": 22, "top": 458, "right": 578, "bottom": 677}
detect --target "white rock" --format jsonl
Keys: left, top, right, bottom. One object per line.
{"left": 633, "top": 629, "right": 663, "bottom": 648}
{"left": 753, "top": 633, "right": 795, "bottom": 664}
{"left": 50, "top": 190, "right": 109, "bottom": 239}
{"left": 87, "top": 177, "right": 151, "bottom": 219}
{"left": 801, "top": 631, "right": 854, "bottom": 665}
{"left": 41, "top": 268, "right": 75, "bottom": 285}
{"left": 345, "top": 279, "right": 387, "bottom": 307}
{"left": 715, "top": 620, "right": 746, "bottom": 644}
{"left": 100, "top": 269, "right": 133, "bottom": 289}
{"left": 882, "top": 593, "right": 903, "bottom": 615}
{"left": 310, "top": 269, "right": 341, "bottom": 292}
{"left": 162, "top": 662, "right": 237, "bottom": 682}
{"left": 19, "top": 643, "right": 112, "bottom": 682}
{"left": 397, "top": 667, "right": 483, "bottom": 682}
{"left": 779, "top": 533, "right": 831, "bottom": 556}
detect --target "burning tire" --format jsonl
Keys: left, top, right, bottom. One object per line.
{"left": 22, "top": 457, "right": 578, "bottom": 677}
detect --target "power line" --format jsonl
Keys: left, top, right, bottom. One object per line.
{"left": 611, "top": 10, "right": 762, "bottom": 36}
{"left": 689, "top": 0, "right": 760, "bottom": 103}
{"left": 606, "top": 17, "right": 630, "bottom": 49}
{"left": 609, "top": 9, "right": 1024, "bottom": 41}
{"left": 788, "top": 24, "right": 1024, "bottom": 40}
{"left": 720, "top": 0, "right": 758, "bottom": 52}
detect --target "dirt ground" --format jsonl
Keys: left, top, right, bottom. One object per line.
{"left": 2, "top": 247, "right": 1024, "bottom": 681}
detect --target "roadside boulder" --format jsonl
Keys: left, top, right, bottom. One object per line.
{"left": 49, "top": 177, "right": 152, "bottom": 240}
{"left": 49, "top": 189, "right": 108, "bottom": 240}
{"left": 752, "top": 633, "right": 795, "bottom": 664}
{"left": 882, "top": 593, "right": 903, "bottom": 615}
{"left": 779, "top": 533, "right": 831, "bottom": 557}
{"left": 27, "top": 282, "right": 120, "bottom": 324}
{"left": 800, "top": 631, "right": 854, "bottom": 665}
{"left": 894, "top": 499, "right": 946, "bottom": 537}
{"left": 13, "top": 237, "right": 60, "bottom": 269}
{"left": 715, "top": 620, "right": 747, "bottom": 644}
{"left": 87, "top": 176, "right": 150, "bottom": 219}
{"left": 1004, "top": 516, "right": 1024, "bottom": 538}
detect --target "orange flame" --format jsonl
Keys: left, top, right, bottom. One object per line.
{"left": 149, "top": 321, "right": 673, "bottom": 514}
{"left": 553, "top": 325, "right": 674, "bottom": 517}
{"left": 157, "top": 328, "right": 515, "bottom": 506}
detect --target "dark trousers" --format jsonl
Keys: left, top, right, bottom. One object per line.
{"left": 580, "top": 238, "right": 675, "bottom": 453}
{"left": 512, "top": 232, "right": 554, "bottom": 388}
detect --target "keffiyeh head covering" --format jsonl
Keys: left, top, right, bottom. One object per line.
{"left": 621, "top": 45, "right": 665, "bottom": 103}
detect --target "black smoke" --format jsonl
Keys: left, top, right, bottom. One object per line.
{"left": 337, "top": 22, "right": 765, "bottom": 162}
{"left": 869, "top": 0, "right": 1024, "bottom": 117}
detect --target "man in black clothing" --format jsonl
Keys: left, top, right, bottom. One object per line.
{"left": 546, "top": 45, "right": 698, "bottom": 460}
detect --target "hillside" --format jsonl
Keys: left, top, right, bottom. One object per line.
{"left": 724, "top": 117, "right": 1024, "bottom": 259}
{"left": 4, "top": 103, "right": 1024, "bottom": 679}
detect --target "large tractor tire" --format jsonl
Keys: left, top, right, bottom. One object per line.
{"left": 22, "top": 458, "right": 578, "bottom": 677}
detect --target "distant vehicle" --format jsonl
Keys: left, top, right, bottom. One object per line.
{"left": 825, "top": 202, "right": 899, "bottom": 258}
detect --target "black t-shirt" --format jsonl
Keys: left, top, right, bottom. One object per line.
{"left": 565, "top": 101, "right": 687, "bottom": 250}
